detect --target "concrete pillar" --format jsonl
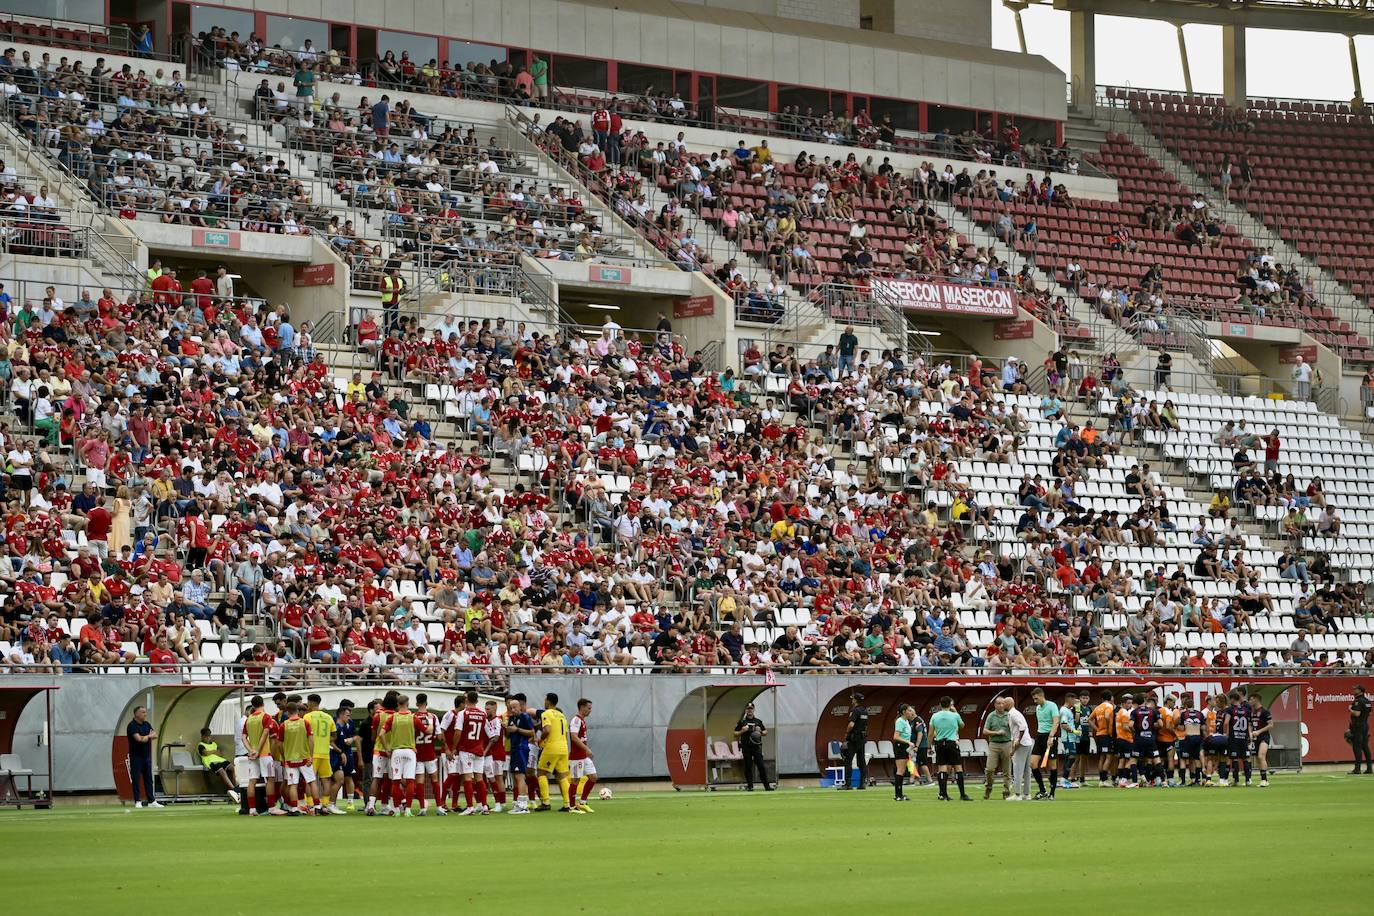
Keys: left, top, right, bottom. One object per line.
{"left": 1069, "top": 10, "right": 1096, "bottom": 114}
{"left": 1349, "top": 36, "right": 1363, "bottom": 105}
{"left": 1223, "top": 24, "right": 1247, "bottom": 107}
{"left": 1176, "top": 24, "right": 1192, "bottom": 96}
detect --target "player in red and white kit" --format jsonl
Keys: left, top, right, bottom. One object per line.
{"left": 569, "top": 698, "right": 597, "bottom": 812}
{"left": 453, "top": 689, "right": 491, "bottom": 815}
{"left": 438, "top": 695, "right": 465, "bottom": 811}
{"left": 413, "top": 693, "right": 445, "bottom": 815}
{"left": 481, "top": 699, "right": 508, "bottom": 813}
{"left": 366, "top": 692, "right": 398, "bottom": 816}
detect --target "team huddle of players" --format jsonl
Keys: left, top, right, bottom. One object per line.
{"left": 238, "top": 689, "right": 599, "bottom": 816}
{"left": 1079, "top": 687, "right": 1275, "bottom": 788}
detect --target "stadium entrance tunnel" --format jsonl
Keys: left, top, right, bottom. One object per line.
{"left": 111, "top": 685, "right": 246, "bottom": 803}
{"left": 665, "top": 683, "right": 782, "bottom": 788}
{"left": 814, "top": 678, "right": 1307, "bottom": 778}
{"left": 0, "top": 686, "right": 57, "bottom": 807}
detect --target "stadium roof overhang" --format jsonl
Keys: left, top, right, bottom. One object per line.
{"left": 1048, "top": 0, "right": 1374, "bottom": 35}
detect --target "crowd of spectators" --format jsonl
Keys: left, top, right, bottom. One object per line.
{"left": 0, "top": 266, "right": 1363, "bottom": 682}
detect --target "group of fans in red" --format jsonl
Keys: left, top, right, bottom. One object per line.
{"left": 234, "top": 689, "right": 600, "bottom": 816}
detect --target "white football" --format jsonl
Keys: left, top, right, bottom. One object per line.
{"left": 598, "top": 786, "right": 613, "bottom": 800}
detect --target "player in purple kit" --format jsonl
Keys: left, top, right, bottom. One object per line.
{"left": 1221, "top": 689, "right": 1253, "bottom": 787}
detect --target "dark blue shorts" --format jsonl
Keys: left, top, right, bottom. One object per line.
{"left": 330, "top": 750, "right": 356, "bottom": 776}
{"left": 1179, "top": 736, "right": 1203, "bottom": 760}
{"left": 1115, "top": 738, "right": 1135, "bottom": 757}
{"left": 1204, "top": 735, "right": 1229, "bottom": 755}
{"left": 1133, "top": 737, "right": 1159, "bottom": 759}
{"left": 509, "top": 746, "right": 529, "bottom": 774}
{"left": 1227, "top": 737, "right": 1250, "bottom": 759}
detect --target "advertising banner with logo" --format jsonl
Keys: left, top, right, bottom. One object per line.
{"left": 868, "top": 279, "right": 1018, "bottom": 318}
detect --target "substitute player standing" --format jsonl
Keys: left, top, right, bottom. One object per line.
{"left": 1057, "top": 692, "right": 1081, "bottom": 790}
{"left": 381, "top": 694, "right": 419, "bottom": 816}
{"left": 569, "top": 698, "right": 596, "bottom": 812}
{"left": 930, "top": 695, "right": 970, "bottom": 802}
{"left": 505, "top": 695, "right": 536, "bottom": 814}
{"left": 1249, "top": 694, "right": 1273, "bottom": 787}
{"left": 366, "top": 691, "right": 398, "bottom": 815}
{"left": 279, "top": 702, "right": 315, "bottom": 816}
{"left": 1156, "top": 694, "right": 1179, "bottom": 787}
{"left": 242, "top": 695, "right": 283, "bottom": 816}
{"left": 1030, "top": 688, "right": 1059, "bottom": 800}
{"left": 1089, "top": 690, "right": 1116, "bottom": 787}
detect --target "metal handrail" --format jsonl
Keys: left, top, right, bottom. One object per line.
{"left": 16, "top": 661, "right": 1367, "bottom": 681}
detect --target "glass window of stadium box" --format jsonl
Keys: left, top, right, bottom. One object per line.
{"left": 448, "top": 39, "right": 508, "bottom": 71}
{"left": 717, "top": 76, "right": 768, "bottom": 114}
{"left": 378, "top": 30, "right": 438, "bottom": 68}
{"left": 779, "top": 84, "right": 835, "bottom": 118}
{"left": 184, "top": 2, "right": 252, "bottom": 44}
{"left": 1007, "top": 115, "right": 1056, "bottom": 144}
{"left": 618, "top": 62, "right": 674, "bottom": 97}
{"left": 266, "top": 15, "right": 327, "bottom": 56}
{"left": 7, "top": 0, "right": 103, "bottom": 24}
{"left": 868, "top": 95, "right": 920, "bottom": 131}
{"left": 553, "top": 55, "right": 608, "bottom": 92}
{"left": 927, "top": 103, "right": 979, "bottom": 135}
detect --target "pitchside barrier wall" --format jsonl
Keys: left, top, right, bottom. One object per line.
{"left": 1, "top": 672, "right": 1364, "bottom": 792}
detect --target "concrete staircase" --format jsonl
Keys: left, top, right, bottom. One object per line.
{"left": 1065, "top": 112, "right": 1109, "bottom": 156}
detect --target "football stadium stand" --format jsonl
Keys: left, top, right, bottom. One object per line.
{"left": 0, "top": 2, "right": 1371, "bottom": 702}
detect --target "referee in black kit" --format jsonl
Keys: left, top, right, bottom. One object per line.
{"left": 734, "top": 702, "right": 773, "bottom": 790}
{"left": 839, "top": 691, "right": 869, "bottom": 789}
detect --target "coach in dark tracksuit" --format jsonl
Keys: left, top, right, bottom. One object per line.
{"left": 1350, "top": 685, "right": 1371, "bottom": 774}
{"left": 734, "top": 702, "right": 772, "bottom": 791}
{"left": 126, "top": 705, "right": 157, "bottom": 807}
{"left": 840, "top": 692, "right": 869, "bottom": 789}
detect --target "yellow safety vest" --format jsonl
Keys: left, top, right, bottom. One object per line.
{"left": 382, "top": 275, "right": 404, "bottom": 305}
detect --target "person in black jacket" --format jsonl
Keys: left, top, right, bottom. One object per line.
{"left": 734, "top": 702, "right": 772, "bottom": 791}
{"left": 840, "top": 691, "right": 869, "bottom": 789}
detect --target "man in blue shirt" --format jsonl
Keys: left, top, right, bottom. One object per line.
{"left": 331, "top": 700, "right": 360, "bottom": 811}
{"left": 505, "top": 694, "right": 536, "bottom": 814}
{"left": 126, "top": 705, "right": 162, "bottom": 808}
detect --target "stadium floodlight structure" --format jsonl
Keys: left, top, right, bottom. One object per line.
{"left": 1007, "top": 0, "right": 1374, "bottom": 109}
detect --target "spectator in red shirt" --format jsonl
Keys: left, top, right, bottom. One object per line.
{"left": 148, "top": 636, "right": 178, "bottom": 673}
{"left": 85, "top": 496, "right": 113, "bottom": 560}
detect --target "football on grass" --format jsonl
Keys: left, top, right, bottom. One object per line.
{"left": 598, "top": 787, "right": 613, "bottom": 800}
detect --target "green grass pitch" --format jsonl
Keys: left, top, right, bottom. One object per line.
{"left": 2, "top": 775, "right": 1370, "bottom": 914}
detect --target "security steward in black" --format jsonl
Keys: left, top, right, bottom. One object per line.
{"left": 734, "top": 702, "right": 772, "bottom": 791}
{"left": 840, "top": 691, "right": 869, "bottom": 789}
{"left": 1350, "top": 684, "right": 1372, "bottom": 774}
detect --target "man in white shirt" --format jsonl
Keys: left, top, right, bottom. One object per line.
{"left": 1008, "top": 700, "right": 1034, "bottom": 801}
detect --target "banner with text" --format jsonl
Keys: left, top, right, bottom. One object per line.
{"left": 869, "top": 279, "right": 1017, "bottom": 318}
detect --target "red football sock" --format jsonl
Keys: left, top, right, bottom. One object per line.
{"left": 490, "top": 779, "right": 506, "bottom": 804}
{"left": 378, "top": 777, "right": 390, "bottom": 804}
{"left": 442, "top": 775, "right": 457, "bottom": 807}
{"left": 405, "top": 779, "right": 416, "bottom": 806}
{"left": 391, "top": 779, "right": 404, "bottom": 808}
{"left": 582, "top": 780, "right": 594, "bottom": 801}
{"left": 463, "top": 780, "right": 474, "bottom": 808}
{"left": 414, "top": 781, "right": 425, "bottom": 807}
{"left": 475, "top": 779, "right": 488, "bottom": 806}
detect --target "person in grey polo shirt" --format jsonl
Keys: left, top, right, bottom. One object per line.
{"left": 982, "top": 696, "right": 1014, "bottom": 800}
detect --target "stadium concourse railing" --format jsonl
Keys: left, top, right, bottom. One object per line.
{"left": 12, "top": 662, "right": 1365, "bottom": 687}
